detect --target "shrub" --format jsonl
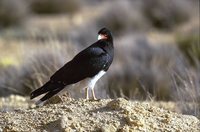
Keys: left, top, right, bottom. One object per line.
{"left": 96, "top": 1, "right": 149, "bottom": 35}
{"left": 30, "top": 0, "right": 80, "bottom": 14}
{"left": 176, "top": 34, "right": 200, "bottom": 66}
{"left": 96, "top": 0, "right": 196, "bottom": 34}
{"left": 141, "top": 0, "right": 192, "bottom": 30}
{"left": 106, "top": 33, "right": 199, "bottom": 102}
{"left": 0, "top": 0, "right": 29, "bottom": 28}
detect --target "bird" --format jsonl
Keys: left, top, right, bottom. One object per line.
{"left": 30, "top": 28, "right": 114, "bottom": 104}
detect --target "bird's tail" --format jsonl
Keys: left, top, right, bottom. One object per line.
{"left": 35, "top": 87, "right": 64, "bottom": 105}
{"left": 30, "top": 81, "right": 65, "bottom": 100}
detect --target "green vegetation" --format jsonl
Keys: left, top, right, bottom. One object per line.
{"left": 176, "top": 34, "right": 200, "bottom": 66}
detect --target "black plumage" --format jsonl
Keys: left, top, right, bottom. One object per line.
{"left": 30, "top": 28, "right": 114, "bottom": 103}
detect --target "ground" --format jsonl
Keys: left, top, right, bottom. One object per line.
{"left": 0, "top": 95, "right": 199, "bottom": 132}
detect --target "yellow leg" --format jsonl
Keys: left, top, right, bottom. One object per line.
{"left": 85, "top": 87, "right": 89, "bottom": 100}
{"left": 92, "top": 88, "right": 97, "bottom": 100}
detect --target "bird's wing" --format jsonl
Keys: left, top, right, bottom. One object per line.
{"left": 50, "top": 46, "right": 110, "bottom": 85}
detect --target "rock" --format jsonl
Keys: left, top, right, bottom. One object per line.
{"left": 107, "top": 98, "right": 129, "bottom": 110}
{"left": 44, "top": 92, "right": 71, "bottom": 105}
{"left": 45, "top": 95, "right": 63, "bottom": 104}
{"left": 64, "top": 127, "right": 73, "bottom": 132}
{"left": 126, "top": 116, "right": 144, "bottom": 127}
{"left": 44, "top": 115, "right": 70, "bottom": 131}
{"left": 0, "top": 95, "right": 30, "bottom": 111}
{"left": 101, "top": 124, "right": 117, "bottom": 132}
{"left": 59, "top": 116, "right": 69, "bottom": 129}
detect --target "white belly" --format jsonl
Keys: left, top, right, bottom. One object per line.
{"left": 88, "top": 70, "right": 106, "bottom": 89}
{"left": 59, "top": 70, "right": 106, "bottom": 99}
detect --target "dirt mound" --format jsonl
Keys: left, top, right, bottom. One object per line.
{"left": 0, "top": 96, "right": 199, "bottom": 131}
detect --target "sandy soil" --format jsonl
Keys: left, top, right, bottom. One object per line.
{"left": 0, "top": 95, "right": 199, "bottom": 132}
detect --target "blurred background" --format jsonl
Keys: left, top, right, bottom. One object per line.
{"left": 0, "top": 0, "right": 199, "bottom": 117}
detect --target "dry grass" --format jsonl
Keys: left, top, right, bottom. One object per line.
{"left": 0, "top": 0, "right": 199, "bottom": 117}
{"left": 0, "top": 39, "right": 77, "bottom": 96}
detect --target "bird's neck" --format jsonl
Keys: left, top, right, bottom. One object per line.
{"left": 101, "top": 40, "right": 113, "bottom": 54}
{"left": 108, "top": 37, "right": 113, "bottom": 44}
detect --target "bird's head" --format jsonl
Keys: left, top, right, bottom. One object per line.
{"left": 98, "top": 28, "right": 113, "bottom": 43}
